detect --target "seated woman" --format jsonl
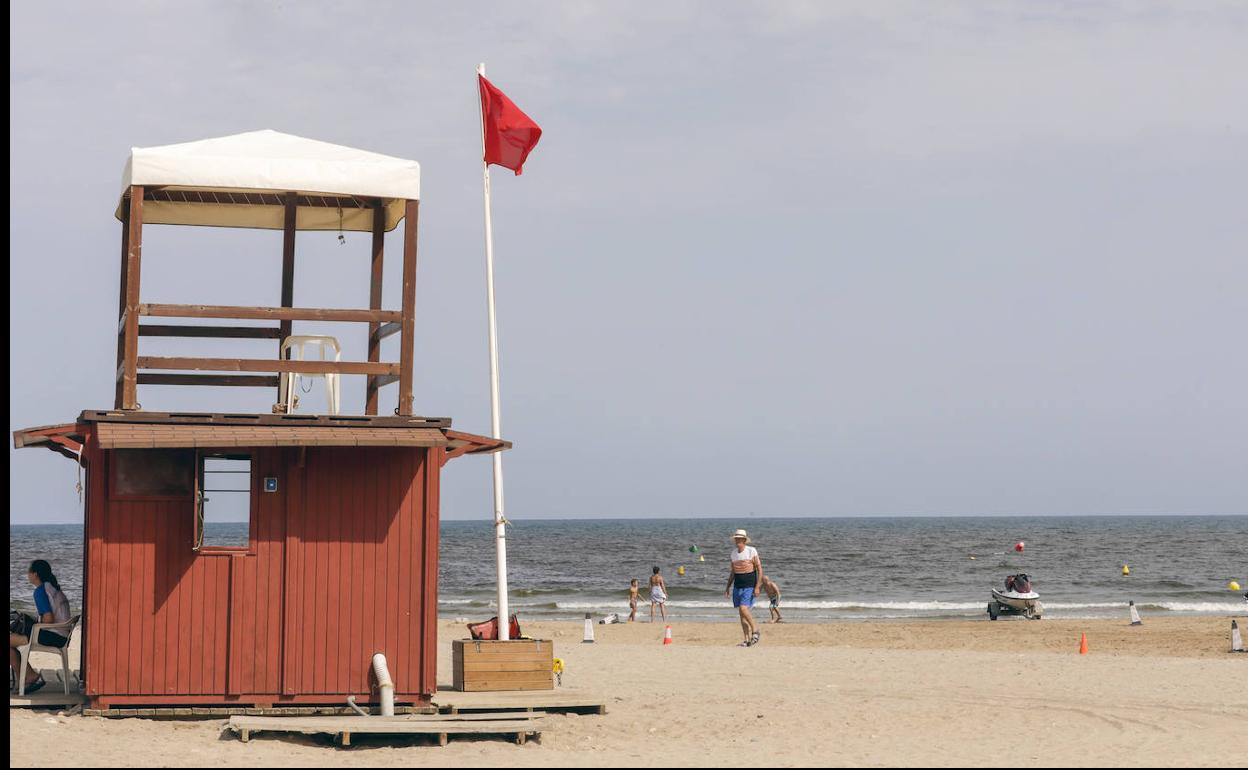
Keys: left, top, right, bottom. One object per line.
{"left": 9, "top": 559, "right": 71, "bottom": 694}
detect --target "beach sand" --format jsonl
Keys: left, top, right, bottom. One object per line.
{"left": 9, "top": 616, "right": 1246, "bottom": 767}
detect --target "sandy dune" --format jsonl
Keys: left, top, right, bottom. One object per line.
{"left": 9, "top": 616, "right": 1246, "bottom": 767}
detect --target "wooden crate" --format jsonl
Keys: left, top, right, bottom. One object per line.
{"left": 452, "top": 639, "right": 553, "bottom": 692}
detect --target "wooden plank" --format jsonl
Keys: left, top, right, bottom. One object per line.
{"left": 120, "top": 185, "right": 144, "bottom": 409}
{"left": 280, "top": 193, "right": 297, "bottom": 403}
{"left": 397, "top": 199, "right": 418, "bottom": 415}
{"left": 228, "top": 715, "right": 545, "bottom": 736}
{"left": 422, "top": 447, "right": 441, "bottom": 696}
{"left": 458, "top": 672, "right": 555, "bottom": 683}
{"left": 454, "top": 640, "right": 551, "bottom": 653}
{"left": 139, "top": 325, "right": 284, "bottom": 339}
{"left": 459, "top": 660, "right": 557, "bottom": 673}
{"left": 80, "top": 409, "right": 451, "bottom": 428}
{"left": 136, "top": 357, "right": 399, "bottom": 375}
{"left": 138, "top": 374, "right": 281, "bottom": 388}
{"left": 456, "top": 679, "right": 555, "bottom": 692}
{"left": 366, "top": 202, "right": 385, "bottom": 415}
{"left": 138, "top": 304, "right": 401, "bottom": 323}
{"left": 114, "top": 196, "right": 131, "bottom": 408}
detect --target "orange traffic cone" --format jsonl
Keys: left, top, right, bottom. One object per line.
{"left": 1079, "top": 633, "right": 1089, "bottom": 655}
{"left": 663, "top": 625, "right": 673, "bottom": 645}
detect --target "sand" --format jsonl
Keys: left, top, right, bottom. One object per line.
{"left": 9, "top": 616, "right": 1246, "bottom": 767}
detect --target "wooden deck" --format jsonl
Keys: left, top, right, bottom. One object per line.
{"left": 228, "top": 712, "right": 546, "bottom": 746}
{"left": 83, "top": 704, "right": 436, "bottom": 718}
{"left": 432, "top": 687, "right": 606, "bottom": 715}
{"left": 8, "top": 669, "right": 84, "bottom": 710}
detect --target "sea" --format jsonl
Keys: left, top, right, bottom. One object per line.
{"left": 10, "top": 516, "right": 1247, "bottom": 622}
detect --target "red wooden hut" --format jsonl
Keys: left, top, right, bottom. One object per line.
{"left": 12, "top": 131, "right": 507, "bottom": 710}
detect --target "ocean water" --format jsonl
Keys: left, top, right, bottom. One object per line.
{"left": 11, "top": 516, "right": 1247, "bottom": 622}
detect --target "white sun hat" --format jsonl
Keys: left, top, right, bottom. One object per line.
{"left": 732, "top": 529, "right": 750, "bottom": 543}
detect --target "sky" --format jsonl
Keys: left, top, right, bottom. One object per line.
{"left": 8, "top": 1, "right": 1248, "bottom": 524}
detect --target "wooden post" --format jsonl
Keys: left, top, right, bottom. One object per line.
{"left": 397, "top": 200, "right": 419, "bottom": 415}
{"left": 365, "top": 201, "right": 385, "bottom": 414}
{"left": 114, "top": 196, "right": 132, "bottom": 408}
{"left": 279, "top": 193, "right": 297, "bottom": 403}
{"left": 118, "top": 185, "right": 144, "bottom": 410}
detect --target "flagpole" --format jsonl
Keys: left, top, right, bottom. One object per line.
{"left": 477, "top": 62, "right": 510, "bottom": 641}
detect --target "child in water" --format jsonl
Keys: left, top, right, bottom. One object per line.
{"left": 649, "top": 566, "right": 668, "bottom": 623}
{"left": 628, "top": 578, "right": 642, "bottom": 622}
{"left": 759, "top": 574, "right": 783, "bottom": 623}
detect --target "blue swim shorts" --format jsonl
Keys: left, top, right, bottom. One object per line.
{"left": 732, "top": 586, "right": 755, "bottom": 608}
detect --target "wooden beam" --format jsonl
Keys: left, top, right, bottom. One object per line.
{"left": 366, "top": 202, "right": 385, "bottom": 415}
{"left": 114, "top": 196, "right": 131, "bottom": 409}
{"left": 137, "top": 374, "right": 282, "bottom": 388}
{"left": 280, "top": 192, "right": 297, "bottom": 403}
{"left": 371, "top": 374, "right": 399, "bottom": 388}
{"left": 120, "top": 185, "right": 144, "bottom": 410}
{"left": 114, "top": 198, "right": 130, "bottom": 407}
{"left": 397, "top": 199, "right": 419, "bottom": 415}
{"left": 138, "top": 304, "right": 400, "bottom": 323}
{"left": 139, "top": 325, "right": 283, "bottom": 339}
{"left": 141, "top": 189, "right": 379, "bottom": 210}
{"left": 137, "top": 356, "right": 399, "bottom": 375}
{"left": 80, "top": 409, "right": 451, "bottom": 429}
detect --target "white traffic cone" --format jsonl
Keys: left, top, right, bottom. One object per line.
{"left": 1129, "top": 601, "right": 1142, "bottom": 626}
{"left": 663, "top": 625, "right": 673, "bottom": 645}
{"left": 583, "top": 613, "right": 595, "bottom": 644}
{"left": 1232, "top": 620, "right": 1244, "bottom": 653}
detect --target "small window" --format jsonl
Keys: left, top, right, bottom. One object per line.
{"left": 194, "top": 453, "right": 252, "bottom": 550}
{"left": 111, "top": 449, "right": 194, "bottom": 498}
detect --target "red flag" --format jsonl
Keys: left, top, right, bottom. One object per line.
{"left": 479, "top": 74, "right": 542, "bottom": 175}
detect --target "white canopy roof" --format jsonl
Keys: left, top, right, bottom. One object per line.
{"left": 117, "top": 130, "right": 421, "bottom": 232}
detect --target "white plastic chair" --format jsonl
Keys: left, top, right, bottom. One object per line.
{"left": 18, "top": 614, "right": 80, "bottom": 696}
{"left": 279, "top": 335, "right": 342, "bottom": 415}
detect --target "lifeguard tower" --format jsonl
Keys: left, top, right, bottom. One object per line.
{"left": 13, "top": 130, "right": 507, "bottom": 710}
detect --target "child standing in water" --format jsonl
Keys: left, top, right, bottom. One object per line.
{"left": 648, "top": 566, "right": 668, "bottom": 623}
{"left": 628, "top": 578, "right": 642, "bottom": 622}
{"left": 759, "top": 574, "right": 783, "bottom": 623}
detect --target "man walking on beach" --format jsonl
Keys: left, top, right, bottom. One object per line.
{"left": 724, "top": 530, "right": 763, "bottom": 646}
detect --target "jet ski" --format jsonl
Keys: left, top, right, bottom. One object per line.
{"left": 988, "top": 573, "right": 1043, "bottom": 620}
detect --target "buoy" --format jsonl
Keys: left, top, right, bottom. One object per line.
{"left": 698, "top": 555, "right": 705, "bottom": 562}
{"left": 969, "top": 555, "right": 976, "bottom": 560}
{"left": 689, "top": 545, "right": 699, "bottom": 554}
{"left": 1129, "top": 600, "right": 1142, "bottom": 626}
{"left": 582, "top": 613, "right": 595, "bottom": 644}
{"left": 1232, "top": 620, "right": 1244, "bottom": 653}
{"left": 677, "top": 566, "right": 686, "bottom": 576}
{"left": 1230, "top": 581, "right": 1242, "bottom": 592}
{"left": 663, "top": 625, "right": 673, "bottom": 645}
{"left": 1014, "top": 541, "right": 1025, "bottom": 553}
{"left": 1079, "top": 633, "right": 1088, "bottom": 655}
{"left": 552, "top": 657, "right": 565, "bottom": 686}
{"left": 1122, "top": 564, "right": 1130, "bottom": 576}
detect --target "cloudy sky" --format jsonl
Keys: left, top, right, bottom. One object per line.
{"left": 9, "top": 2, "right": 1247, "bottom": 523}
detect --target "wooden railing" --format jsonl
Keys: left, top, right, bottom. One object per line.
{"left": 117, "top": 303, "right": 405, "bottom": 409}
{"left": 113, "top": 185, "right": 420, "bottom": 416}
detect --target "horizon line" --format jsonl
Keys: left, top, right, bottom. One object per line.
{"left": 11, "top": 511, "right": 1247, "bottom": 527}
